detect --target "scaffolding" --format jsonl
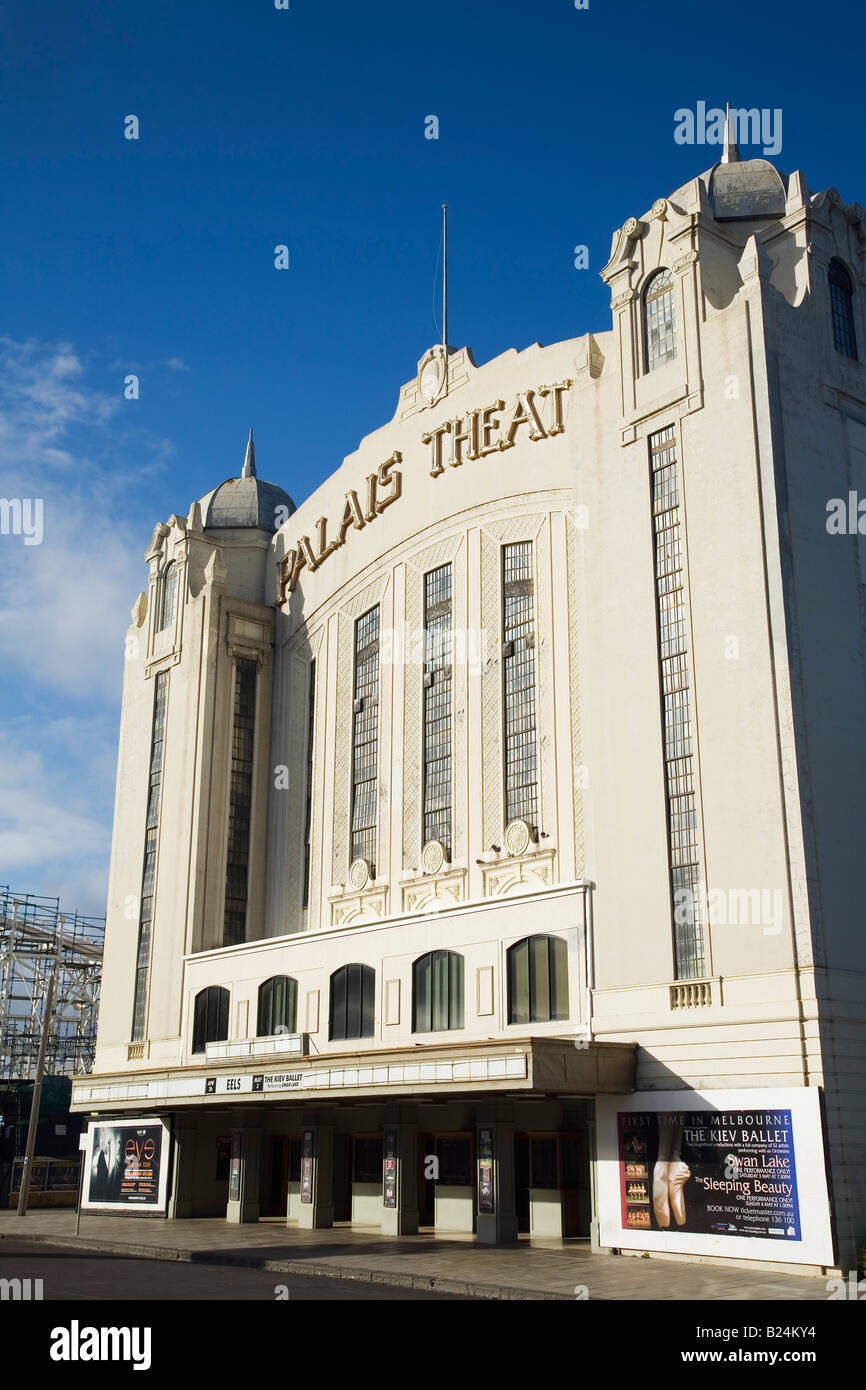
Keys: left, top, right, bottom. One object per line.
{"left": 0, "top": 886, "right": 104, "bottom": 1080}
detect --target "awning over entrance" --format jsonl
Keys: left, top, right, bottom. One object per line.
{"left": 71, "top": 1037, "right": 636, "bottom": 1115}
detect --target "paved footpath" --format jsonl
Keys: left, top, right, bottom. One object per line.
{"left": 0, "top": 1210, "right": 833, "bottom": 1301}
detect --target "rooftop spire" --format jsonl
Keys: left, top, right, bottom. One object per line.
{"left": 721, "top": 102, "right": 741, "bottom": 164}
{"left": 242, "top": 427, "right": 257, "bottom": 479}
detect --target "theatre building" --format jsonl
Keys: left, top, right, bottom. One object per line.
{"left": 73, "top": 140, "right": 866, "bottom": 1274}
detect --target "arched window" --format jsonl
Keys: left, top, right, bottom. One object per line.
{"left": 191, "top": 985, "right": 229, "bottom": 1053}
{"left": 829, "top": 259, "right": 858, "bottom": 359}
{"left": 507, "top": 935, "right": 569, "bottom": 1025}
{"left": 413, "top": 950, "right": 464, "bottom": 1033}
{"left": 257, "top": 975, "right": 298, "bottom": 1037}
{"left": 644, "top": 268, "right": 677, "bottom": 372}
{"left": 329, "top": 963, "right": 375, "bottom": 1041}
{"left": 158, "top": 561, "right": 178, "bottom": 632}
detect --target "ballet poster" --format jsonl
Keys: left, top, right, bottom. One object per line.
{"left": 617, "top": 1108, "right": 801, "bottom": 1242}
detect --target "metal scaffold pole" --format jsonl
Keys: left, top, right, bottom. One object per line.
{"left": 16, "top": 958, "right": 57, "bottom": 1217}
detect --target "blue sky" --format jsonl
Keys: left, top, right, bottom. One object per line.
{"left": 0, "top": 0, "right": 863, "bottom": 916}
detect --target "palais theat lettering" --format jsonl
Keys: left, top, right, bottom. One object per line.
{"left": 278, "top": 380, "right": 571, "bottom": 598}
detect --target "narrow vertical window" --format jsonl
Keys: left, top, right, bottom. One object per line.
{"left": 257, "top": 975, "right": 298, "bottom": 1037}
{"left": 413, "top": 950, "right": 463, "bottom": 1032}
{"left": 644, "top": 268, "right": 677, "bottom": 372}
{"left": 131, "top": 671, "right": 168, "bottom": 1041}
{"left": 502, "top": 542, "right": 538, "bottom": 830}
{"left": 506, "top": 935, "right": 569, "bottom": 1024}
{"left": 829, "top": 259, "right": 857, "bottom": 359}
{"left": 329, "top": 963, "right": 375, "bottom": 1041}
{"left": 158, "top": 561, "right": 177, "bottom": 633}
{"left": 650, "top": 426, "right": 706, "bottom": 978}
{"left": 224, "top": 658, "right": 257, "bottom": 946}
{"left": 351, "top": 607, "right": 379, "bottom": 873}
{"left": 192, "top": 986, "right": 229, "bottom": 1053}
{"left": 423, "top": 564, "right": 453, "bottom": 856}
{"left": 302, "top": 660, "right": 316, "bottom": 908}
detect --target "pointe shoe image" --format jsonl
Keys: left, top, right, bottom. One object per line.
{"left": 652, "top": 1160, "right": 670, "bottom": 1227}
{"left": 667, "top": 1160, "right": 691, "bottom": 1226}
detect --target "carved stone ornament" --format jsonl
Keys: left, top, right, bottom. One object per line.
{"left": 348, "top": 858, "right": 371, "bottom": 891}
{"left": 610, "top": 289, "right": 636, "bottom": 311}
{"left": 131, "top": 592, "right": 148, "bottom": 629}
{"left": 420, "top": 839, "right": 446, "bottom": 876}
{"left": 504, "top": 818, "right": 533, "bottom": 857}
{"left": 418, "top": 347, "right": 448, "bottom": 408}
{"left": 652, "top": 198, "right": 668, "bottom": 219}
{"left": 672, "top": 250, "right": 698, "bottom": 273}
{"left": 622, "top": 217, "right": 647, "bottom": 240}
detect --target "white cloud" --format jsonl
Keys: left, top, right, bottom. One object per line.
{"left": 0, "top": 337, "right": 163, "bottom": 699}
{"left": 0, "top": 337, "right": 175, "bottom": 913}
{"left": 0, "top": 718, "right": 117, "bottom": 918}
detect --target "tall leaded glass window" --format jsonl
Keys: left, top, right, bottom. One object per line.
{"left": 158, "top": 561, "right": 177, "bottom": 633}
{"left": 223, "top": 658, "right": 257, "bottom": 946}
{"left": 302, "top": 661, "right": 316, "bottom": 908}
{"left": 329, "top": 963, "right": 375, "bottom": 1040}
{"left": 131, "top": 671, "right": 168, "bottom": 1041}
{"left": 257, "top": 975, "right": 298, "bottom": 1037}
{"left": 502, "top": 542, "right": 538, "bottom": 829}
{"left": 829, "top": 259, "right": 857, "bottom": 359}
{"left": 507, "top": 935, "right": 569, "bottom": 1025}
{"left": 351, "top": 607, "right": 380, "bottom": 872}
{"left": 644, "top": 268, "right": 677, "bottom": 372}
{"left": 413, "top": 950, "right": 463, "bottom": 1033}
{"left": 192, "top": 986, "right": 229, "bottom": 1053}
{"left": 423, "top": 565, "right": 453, "bottom": 855}
{"left": 650, "top": 425, "right": 706, "bottom": 978}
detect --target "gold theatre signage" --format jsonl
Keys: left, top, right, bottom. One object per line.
{"left": 421, "top": 381, "right": 570, "bottom": 476}
{"left": 278, "top": 380, "right": 571, "bottom": 600}
{"left": 278, "top": 454, "right": 402, "bottom": 601}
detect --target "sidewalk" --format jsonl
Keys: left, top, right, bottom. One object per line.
{"left": 0, "top": 1210, "right": 832, "bottom": 1301}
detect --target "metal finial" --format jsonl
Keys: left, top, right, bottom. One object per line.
{"left": 242, "top": 427, "right": 257, "bottom": 479}
{"left": 721, "top": 102, "right": 741, "bottom": 164}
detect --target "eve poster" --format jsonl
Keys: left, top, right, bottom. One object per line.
{"left": 82, "top": 1117, "right": 170, "bottom": 1214}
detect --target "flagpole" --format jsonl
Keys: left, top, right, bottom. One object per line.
{"left": 442, "top": 203, "right": 448, "bottom": 390}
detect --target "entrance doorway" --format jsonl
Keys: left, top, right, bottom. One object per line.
{"left": 261, "top": 1136, "right": 302, "bottom": 1218}
{"left": 418, "top": 1132, "right": 475, "bottom": 1232}
{"left": 262, "top": 1136, "right": 288, "bottom": 1217}
{"left": 350, "top": 1134, "right": 383, "bottom": 1225}
{"left": 332, "top": 1132, "right": 351, "bottom": 1221}
{"left": 515, "top": 1131, "right": 586, "bottom": 1237}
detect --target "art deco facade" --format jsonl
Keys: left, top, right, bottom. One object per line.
{"left": 73, "top": 142, "right": 866, "bottom": 1272}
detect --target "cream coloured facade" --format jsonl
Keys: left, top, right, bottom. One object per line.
{"left": 73, "top": 141, "right": 866, "bottom": 1272}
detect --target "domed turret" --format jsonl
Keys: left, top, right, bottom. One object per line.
{"left": 198, "top": 429, "right": 296, "bottom": 532}
{"left": 708, "top": 104, "right": 786, "bottom": 222}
